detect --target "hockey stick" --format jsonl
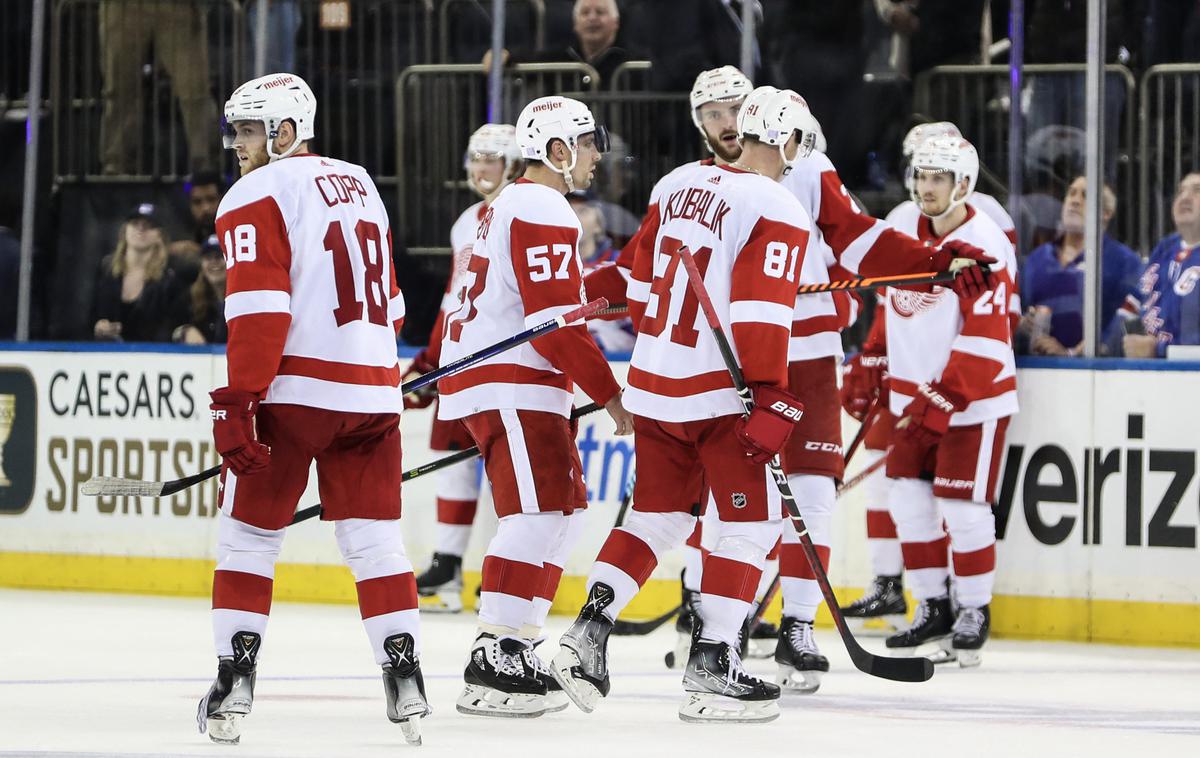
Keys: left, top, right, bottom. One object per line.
{"left": 838, "top": 455, "right": 886, "bottom": 495}
{"left": 287, "top": 401, "right": 606, "bottom": 526}
{"left": 612, "top": 471, "right": 636, "bottom": 528}
{"left": 610, "top": 603, "right": 683, "bottom": 636}
{"left": 678, "top": 245, "right": 932, "bottom": 684}
{"left": 842, "top": 397, "right": 881, "bottom": 469}
{"left": 80, "top": 299, "right": 610, "bottom": 499}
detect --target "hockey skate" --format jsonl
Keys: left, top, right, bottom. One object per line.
{"left": 884, "top": 595, "right": 955, "bottom": 663}
{"left": 744, "top": 617, "right": 778, "bottom": 659}
{"left": 381, "top": 633, "right": 431, "bottom": 745}
{"left": 551, "top": 582, "right": 615, "bottom": 713}
{"left": 774, "top": 617, "right": 829, "bottom": 694}
{"left": 950, "top": 605, "right": 990, "bottom": 668}
{"left": 416, "top": 552, "right": 464, "bottom": 613}
{"left": 523, "top": 640, "right": 570, "bottom": 713}
{"left": 457, "top": 633, "right": 547, "bottom": 718}
{"left": 664, "top": 583, "right": 701, "bottom": 669}
{"left": 680, "top": 638, "right": 781, "bottom": 724}
{"left": 842, "top": 575, "right": 908, "bottom": 637}
{"left": 196, "top": 631, "right": 260, "bottom": 745}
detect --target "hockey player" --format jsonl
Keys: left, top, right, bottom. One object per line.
{"left": 406, "top": 124, "right": 524, "bottom": 612}
{"left": 198, "top": 74, "right": 428, "bottom": 745}
{"left": 437, "top": 95, "right": 633, "bottom": 718}
{"left": 841, "top": 122, "right": 1021, "bottom": 632}
{"left": 553, "top": 85, "right": 817, "bottom": 724}
{"left": 880, "top": 136, "right": 1017, "bottom": 667}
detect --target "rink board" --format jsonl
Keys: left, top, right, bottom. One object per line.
{"left": 0, "top": 346, "right": 1198, "bottom": 647}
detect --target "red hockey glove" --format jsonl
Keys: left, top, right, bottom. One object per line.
{"left": 840, "top": 351, "right": 887, "bottom": 421}
{"left": 930, "top": 239, "right": 997, "bottom": 300}
{"left": 897, "top": 382, "right": 964, "bottom": 447}
{"left": 210, "top": 388, "right": 270, "bottom": 476}
{"left": 736, "top": 384, "right": 805, "bottom": 465}
{"left": 401, "top": 349, "right": 439, "bottom": 410}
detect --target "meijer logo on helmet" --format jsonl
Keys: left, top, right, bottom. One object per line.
{"left": 532, "top": 101, "right": 563, "bottom": 114}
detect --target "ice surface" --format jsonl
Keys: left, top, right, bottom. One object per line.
{"left": 1, "top": 589, "right": 1197, "bottom": 758}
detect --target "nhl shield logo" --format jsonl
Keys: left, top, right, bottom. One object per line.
{"left": 731, "top": 492, "right": 747, "bottom": 509}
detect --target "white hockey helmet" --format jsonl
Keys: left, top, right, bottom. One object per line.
{"left": 516, "top": 96, "right": 609, "bottom": 191}
{"left": 222, "top": 73, "right": 316, "bottom": 161}
{"left": 909, "top": 135, "right": 978, "bottom": 218}
{"left": 737, "top": 86, "right": 815, "bottom": 174}
{"left": 902, "top": 121, "right": 961, "bottom": 190}
{"left": 690, "top": 65, "right": 754, "bottom": 131}
{"left": 800, "top": 107, "right": 827, "bottom": 154}
{"left": 464, "top": 123, "right": 523, "bottom": 196}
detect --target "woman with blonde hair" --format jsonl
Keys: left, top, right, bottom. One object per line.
{"left": 91, "top": 203, "right": 182, "bottom": 342}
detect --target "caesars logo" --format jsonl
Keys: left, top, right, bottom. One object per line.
{"left": 0, "top": 367, "right": 36, "bottom": 515}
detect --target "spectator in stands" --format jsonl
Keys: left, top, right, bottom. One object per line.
{"left": 1020, "top": 176, "right": 1143, "bottom": 356}
{"left": 0, "top": 225, "right": 17, "bottom": 340}
{"left": 90, "top": 204, "right": 182, "bottom": 342}
{"left": 171, "top": 234, "right": 227, "bottom": 345}
{"left": 168, "top": 171, "right": 225, "bottom": 282}
{"left": 1124, "top": 173, "right": 1200, "bottom": 358}
{"left": 99, "top": 0, "right": 218, "bottom": 175}
{"left": 486, "top": 0, "right": 640, "bottom": 86}
{"left": 569, "top": 195, "right": 634, "bottom": 353}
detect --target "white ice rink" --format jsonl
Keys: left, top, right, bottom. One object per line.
{"left": 1, "top": 588, "right": 1197, "bottom": 758}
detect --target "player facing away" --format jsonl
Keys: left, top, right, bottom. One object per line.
{"left": 841, "top": 122, "right": 1020, "bottom": 635}
{"left": 406, "top": 124, "right": 525, "bottom": 612}
{"left": 880, "top": 136, "right": 1018, "bottom": 667}
{"left": 552, "top": 86, "right": 814, "bottom": 725}
{"left": 197, "top": 74, "right": 429, "bottom": 745}
{"left": 437, "top": 95, "right": 633, "bottom": 718}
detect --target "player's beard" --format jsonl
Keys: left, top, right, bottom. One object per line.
{"left": 239, "top": 148, "right": 270, "bottom": 176}
{"left": 707, "top": 130, "right": 742, "bottom": 163}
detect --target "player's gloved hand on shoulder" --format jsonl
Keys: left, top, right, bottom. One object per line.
{"left": 896, "top": 381, "right": 964, "bottom": 447}
{"left": 930, "top": 240, "right": 997, "bottom": 300}
{"left": 210, "top": 388, "right": 271, "bottom": 476}
{"left": 402, "top": 349, "right": 439, "bottom": 409}
{"left": 840, "top": 351, "right": 887, "bottom": 420}
{"left": 736, "top": 384, "right": 805, "bottom": 464}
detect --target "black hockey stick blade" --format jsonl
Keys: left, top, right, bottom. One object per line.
{"left": 611, "top": 603, "right": 682, "bottom": 636}
{"left": 845, "top": 633, "right": 935, "bottom": 682}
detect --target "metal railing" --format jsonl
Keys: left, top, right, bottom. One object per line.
{"left": 438, "top": 0, "right": 543, "bottom": 64}
{"left": 915, "top": 64, "right": 1137, "bottom": 244}
{"left": 1139, "top": 64, "right": 1200, "bottom": 254}
{"left": 393, "top": 62, "right": 599, "bottom": 252}
{"left": 609, "top": 60, "right": 651, "bottom": 92}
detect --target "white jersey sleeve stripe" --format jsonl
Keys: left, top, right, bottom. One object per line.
{"left": 626, "top": 278, "right": 651, "bottom": 302}
{"left": 951, "top": 335, "right": 1012, "bottom": 365}
{"left": 388, "top": 294, "right": 406, "bottom": 321}
{"left": 730, "top": 300, "right": 794, "bottom": 327}
{"left": 226, "top": 289, "right": 291, "bottom": 320}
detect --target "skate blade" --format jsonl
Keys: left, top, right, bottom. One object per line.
{"left": 847, "top": 614, "right": 906, "bottom": 638}
{"left": 955, "top": 648, "right": 982, "bottom": 668}
{"left": 455, "top": 684, "right": 546, "bottom": 718}
{"left": 776, "top": 664, "right": 821, "bottom": 694}
{"left": 399, "top": 716, "right": 422, "bottom": 746}
{"left": 544, "top": 690, "right": 571, "bottom": 713}
{"left": 205, "top": 714, "right": 242, "bottom": 745}
{"left": 888, "top": 634, "right": 952, "bottom": 660}
{"left": 549, "top": 647, "right": 602, "bottom": 714}
{"left": 417, "top": 591, "right": 463, "bottom": 613}
{"left": 678, "top": 692, "right": 780, "bottom": 724}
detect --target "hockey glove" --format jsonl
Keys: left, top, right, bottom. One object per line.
{"left": 210, "top": 388, "right": 271, "bottom": 476}
{"left": 930, "top": 240, "right": 997, "bottom": 300}
{"left": 897, "top": 382, "right": 964, "bottom": 448}
{"left": 840, "top": 351, "right": 888, "bottom": 421}
{"left": 736, "top": 384, "right": 805, "bottom": 465}
{"left": 401, "top": 349, "right": 438, "bottom": 410}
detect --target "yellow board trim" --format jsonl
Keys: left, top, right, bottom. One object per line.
{"left": 2, "top": 551, "right": 1196, "bottom": 648}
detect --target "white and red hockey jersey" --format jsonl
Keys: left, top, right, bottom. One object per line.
{"left": 437, "top": 179, "right": 621, "bottom": 419}
{"left": 884, "top": 207, "right": 1018, "bottom": 425}
{"left": 216, "top": 154, "right": 406, "bottom": 413}
{"left": 623, "top": 163, "right": 812, "bottom": 422}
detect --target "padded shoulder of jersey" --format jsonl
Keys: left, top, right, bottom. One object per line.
{"left": 648, "top": 160, "right": 706, "bottom": 207}
{"left": 732, "top": 171, "right": 812, "bottom": 230}
{"left": 959, "top": 209, "right": 1015, "bottom": 276}
{"left": 490, "top": 182, "right": 580, "bottom": 229}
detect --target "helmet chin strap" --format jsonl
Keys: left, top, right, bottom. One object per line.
{"left": 549, "top": 151, "right": 579, "bottom": 193}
